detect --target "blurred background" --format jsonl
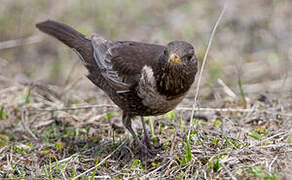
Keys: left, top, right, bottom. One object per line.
{"left": 1, "top": 0, "right": 291, "bottom": 106}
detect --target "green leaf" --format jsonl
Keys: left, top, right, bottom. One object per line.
{"left": 158, "top": 122, "right": 162, "bottom": 135}
{"left": 90, "top": 168, "right": 97, "bottom": 180}
{"left": 55, "top": 142, "right": 65, "bottom": 151}
{"left": 216, "top": 152, "right": 227, "bottom": 159}
{"left": 152, "top": 136, "right": 158, "bottom": 144}
{"left": 178, "top": 158, "right": 185, "bottom": 165}
{"left": 148, "top": 118, "right": 155, "bottom": 137}
{"left": 43, "top": 167, "right": 49, "bottom": 179}
{"left": 131, "top": 159, "right": 143, "bottom": 169}
{"left": 21, "top": 86, "right": 31, "bottom": 104}
{"left": 213, "top": 160, "right": 220, "bottom": 172}
{"left": 212, "top": 138, "right": 219, "bottom": 145}
{"left": 71, "top": 168, "right": 75, "bottom": 178}
{"left": 103, "top": 112, "right": 117, "bottom": 121}
{"left": 151, "top": 161, "right": 158, "bottom": 167}
{"left": 238, "top": 76, "right": 247, "bottom": 107}
{"left": 0, "top": 106, "right": 7, "bottom": 120}
{"left": 163, "top": 111, "right": 176, "bottom": 121}
{"left": 224, "top": 136, "right": 232, "bottom": 148}
{"left": 184, "top": 139, "right": 192, "bottom": 163}
{"left": 247, "top": 166, "right": 264, "bottom": 176}
{"left": 213, "top": 120, "right": 221, "bottom": 128}
{"left": 248, "top": 131, "right": 262, "bottom": 140}
{"left": 178, "top": 172, "right": 185, "bottom": 179}
{"left": 264, "top": 175, "right": 277, "bottom": 180}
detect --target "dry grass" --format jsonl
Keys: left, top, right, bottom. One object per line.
{"left": 0, "top": 77, "right": 291, "bottom": 179}
{"left": 1, "top": 0, "right": 292, "bottom": 179}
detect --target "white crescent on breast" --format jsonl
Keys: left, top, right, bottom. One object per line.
{"left": 137, "top": 65, "right": 185, "bottom": 114}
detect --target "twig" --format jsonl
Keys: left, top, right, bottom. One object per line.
{"left": 21, "top": 110, "right": 38, "bottom": 140}
{"left": 0, "top": 146, "right": 8, "bottom": 155}
{"left": 144, "top": 160, "right": 168, "bottom": 178}
{"left": 0, "top": 57, "right": 8, "bottom": 66}
{"left": 188, "top": 3, "right": 227, "bottom": 137}
{"left": 170, "top": 129, "right": 177, "bottom": 155}
{"left": 220, "top": 161, "right": 237, "bottom": 180}
{"left": 28, "top": 103, "right": 292, "bottom": 116}
{"left": 72, "top": 140, "right": 128, "bottom": 180}
{"left": 21, "top": 81, "right": 62, "bottom": 100}
{"left": 0, "top": 35, "right": 43, "bottom": 50}
{"left": 0, "top": 86, "right": 20, "bottom": 95}
{"left": 91, "top": 176, "right": 111, "bottom": 179}
{"left": 177, "top": 107, "right": 292, "bottom": 117}
{"left": 27, "top": 104, "right": 118, "bottom": 112}
{"left": 233, "top": 131, "right": 288, "bottom": 154}
{"left": 33, "top": 119, "right": 55, "bottom": 129}
{"left": 53, "top": 153, "right": 79, "bottom": 166}
{"left": 268, "top": 155, "right": 278, "bottom": 172}
{"left": 217, "top": 78, "right": 237, "bottom": 99}
{"left": 259, "top": 143, "right": 292, "bottom": 149}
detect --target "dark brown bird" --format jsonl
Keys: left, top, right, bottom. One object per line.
{"left": 36, "top": 20, "right": 198, "bottom": 160}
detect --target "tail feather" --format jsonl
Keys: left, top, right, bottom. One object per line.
{"left": 36, "top": 20, "right": 93, "bottom": 64}
{"left": 36, "top": 20, "right": 107, "bottom": 89}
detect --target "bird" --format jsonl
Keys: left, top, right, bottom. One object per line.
{"left": 36, "top": 20, "right": 198, "bottom": 160}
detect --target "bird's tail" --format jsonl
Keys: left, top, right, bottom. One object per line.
{"left": 36, "top": 20, "right": 93, "bottom": 63}
{"left": 36, "top": 20, "right": 109, "bottom": 89}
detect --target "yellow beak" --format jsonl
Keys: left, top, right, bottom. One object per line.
{"left": 170, "top": 54, "right": 181, "bottom": 64}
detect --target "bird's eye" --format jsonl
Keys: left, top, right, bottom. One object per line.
{"left": 163, "top": 49, "right": 168, "bottom": 56}
{"left": 184, "top": 54, "right": 193, "bottom": 60}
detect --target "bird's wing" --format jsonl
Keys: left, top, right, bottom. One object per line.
{"left": 91, "top": 35, "right": 165, "bottom": 92}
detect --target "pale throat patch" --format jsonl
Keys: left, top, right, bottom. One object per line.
{"left": 137, "top": 65, "right": 185, "bottom": 114}
{"left": 142, "top": 65, "right": 155, "bottom": 86}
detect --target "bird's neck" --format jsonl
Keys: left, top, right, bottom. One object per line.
{"left": 155, "top": 64, "right": 194, "bottom": 98}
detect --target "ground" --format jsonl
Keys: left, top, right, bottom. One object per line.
{"left": 0, "top": 0, "right": 292, "bottom": 179}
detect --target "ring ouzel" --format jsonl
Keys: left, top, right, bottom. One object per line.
{"left": 36, "top": 20, "right": 198, "bottom": 160}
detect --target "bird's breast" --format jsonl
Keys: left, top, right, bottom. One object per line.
{"left": 136, "top": 65, "right": 187, "bottom": 114}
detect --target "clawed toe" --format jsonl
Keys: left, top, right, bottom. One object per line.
{"left": 136, "top": 144, "right": 155, "bottom": 161}
{"left": 133, "top": 138, "right": 163, "bottom": 162}
{"left": 143, "top": 138, "right": 163, "bottom": 154}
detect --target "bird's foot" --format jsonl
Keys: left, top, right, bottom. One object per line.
{"left": 133, "top": 136, "right": 163, "bottom": 162}
{"left": 135, "top": 141, "right": 154, "bottom": 162}
{"left": 143, "top": 135, "right": 163, "bottom": 155}
{"left": 133, "top": 139, "right": 161, "bottom": 162}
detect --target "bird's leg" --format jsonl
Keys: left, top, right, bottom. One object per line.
{"left": 122, "top": 113, "right": 139, "bottom": 142}
{"left": 140, "top": 117, "right": 163, "bottom": 153}
{"left": 140, "top": 117, "right": 152, "bottom": 148}
{"left": 122, "top": 113, "right": 152, "bottom": 160}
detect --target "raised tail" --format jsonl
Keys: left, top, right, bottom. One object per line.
{"left": 36, "top": 20, "right": 107, "bottom": 89}
{"left": 36, "top": 20, "right": 93, "bottom": 63}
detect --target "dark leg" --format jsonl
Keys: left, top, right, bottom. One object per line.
{"left": 140, "top": 117, "right": 163, "bottom": 153}
{"left": 122, "top": 113, "right": 138, "bottom": 140}
{"left": 140, "top": 117, "right": 152, "bottom": 148}
{"left": 122, "top": 113, "right": 154, "bottom": 161}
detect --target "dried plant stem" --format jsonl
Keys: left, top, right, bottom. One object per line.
{"left": 21, "top": 110, "right": 38, "bottom": 140}
{"left": 188, "top": 3, "right": 227, "bottom": 137}
{"left": 0, "top": 35, "right": 43, "bottom": 50}
{"left": 177, "top": 107, "right": 292, "bottom": 117}
{"left": 72, "top": 140, "right": 128, "bottom": 180}
{"left": 29, "top": 104, "right": 118, "bottom": 112}
{"left": 25, "top": 103, "right": 292, "bottom": 117}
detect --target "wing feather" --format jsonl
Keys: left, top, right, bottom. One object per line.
{"left": 91, "top": 34, "right": 165, "bottom": 92}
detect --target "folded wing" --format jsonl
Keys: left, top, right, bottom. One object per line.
{"left": 91, "top": 35, "right": 165, "bottom": 93}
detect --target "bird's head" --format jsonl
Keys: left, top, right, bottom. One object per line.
{"left": 156, "top": 40, "right": 197, "bottom": 97}
{"left": 163, "top": 41, "right": 196, "bottom": 66}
